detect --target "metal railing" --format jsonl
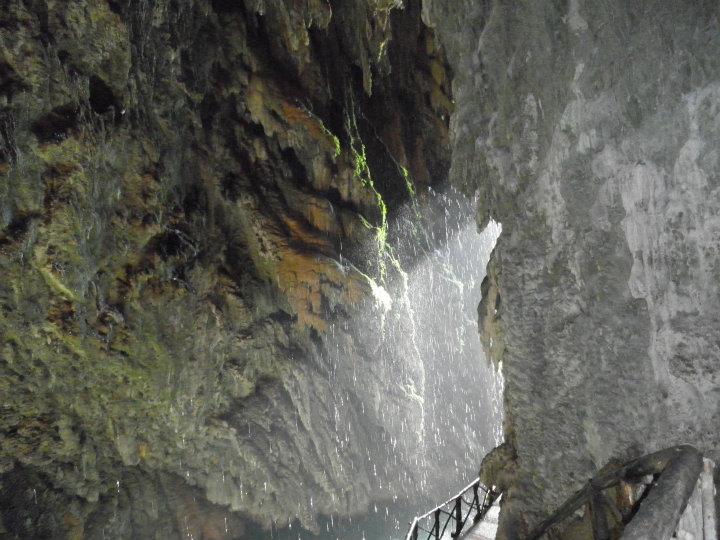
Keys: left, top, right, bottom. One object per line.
{"left": 405, "top": 478, "right": 498, "bottom": 540}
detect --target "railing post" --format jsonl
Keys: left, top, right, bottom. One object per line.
{"left": 411, "top": 523, "right": 418, "bottom": 540}
{"left": 434, "top": 509, "right": 441, "bottom": 538}
{"left": 453, "top": 496, "right": 463, "bottom": 537}
{"left": 473, "top": 483, "right": 482, "bottom": 523}
{"left": 589, "top": 485, "right": 610, "bottom": 540}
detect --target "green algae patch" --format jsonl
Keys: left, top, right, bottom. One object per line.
{"left": 400, "top": 165, "right": 416, "bottom": 197}
{"left": 343, "top": 102, "right": 392, "bottom": 278}
{"left": 36, "top": 265, "right": 78, "bottom": 302}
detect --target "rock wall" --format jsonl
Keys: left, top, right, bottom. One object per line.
{"left": 0, "top": 1, "right": 465, "bottom": 537}
{"left": 425, "top": 0, "right": 720, "bottom": 537}
{"left": 9, "top": 0, "right": 717, "bottom": 537}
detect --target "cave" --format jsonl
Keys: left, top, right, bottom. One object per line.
{"left": 1, "top": 1, "right": 719, "bottom": 539}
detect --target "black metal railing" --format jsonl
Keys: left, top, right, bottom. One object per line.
{"left": 405, "top": 478, "right": 498, "bottom": 540}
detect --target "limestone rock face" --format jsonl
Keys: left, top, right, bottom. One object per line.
{"left": 0, "top": 0, "right": 462, "bottom": 537}
{"left": 425, "top": 0, "right": 720, "bottom": 536}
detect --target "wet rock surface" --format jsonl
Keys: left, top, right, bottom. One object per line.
{"left": 8, "top": 0, "right": 715, "bottom": 537}
{"left": 425, "top": 0, "right": 720, "bottom": 537}
{"left": 0, "top": 1, "right": 486, "bottom": 538}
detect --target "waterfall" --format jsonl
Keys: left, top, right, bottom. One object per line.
{"left": 265, "top": 189, "right": 504, "bottom": 540}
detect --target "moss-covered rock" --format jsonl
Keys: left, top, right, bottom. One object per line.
{"left": 0, "top": 0, "right": 455, "bottom": 537}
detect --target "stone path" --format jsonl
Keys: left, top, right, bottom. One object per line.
{"left": 461, "top": 500, "right": 499, "bottom": 540}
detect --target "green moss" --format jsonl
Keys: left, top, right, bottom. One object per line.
{"left": 376, "top": 39, "right": 389, "bottom": 63}
{"left": 44, "top": 323, "right": 87, "bottom": 359}
{"left": 358, "top": 214, "right": 374, "bottom": 230}
{"left": 400, "top": 165, "right": 416, "bottom": 197}
{"left": 36, "top": 265, "right": 78, "bottom": 301}
{"left": 343, "top": 100, "right": 391, "bottom": 277}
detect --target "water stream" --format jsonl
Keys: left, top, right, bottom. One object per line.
{"left": 257, "top": 190, "right": 503, "bottom": 539}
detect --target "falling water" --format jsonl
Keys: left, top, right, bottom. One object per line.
{"left": 259, "top": 188, "right": 504, "bottom": 539}
{"left": 399, "top": 214, "right": 504, "bottom": 486}
{"left": 382, "top": 189, "right": 503, "bottom": 505}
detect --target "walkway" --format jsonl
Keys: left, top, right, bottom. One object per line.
{"left": 404, "top": 479, "right": 497, "bottom": 540}
{"left": 461, "top": 498, "right": 499, "bottom": 540}
{"left": 406, "top": 446, "right": 717, "bottom": 540}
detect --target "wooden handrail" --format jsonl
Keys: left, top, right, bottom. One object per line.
{"left": 527, "top": 445, "right": 704, "bottom": 540}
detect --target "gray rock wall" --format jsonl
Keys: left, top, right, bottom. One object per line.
{"left": 425, "top": 0, "right": 720, "bottom": 536}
